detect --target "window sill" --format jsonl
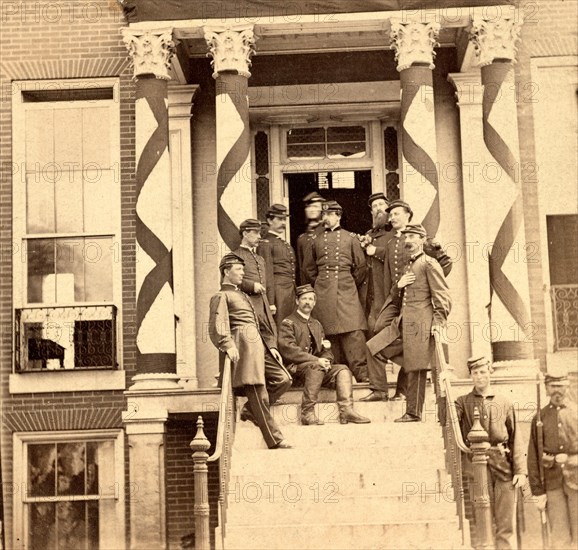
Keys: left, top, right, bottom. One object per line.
{"left": 9, "top": 370, "right": 126, "bottom": 394}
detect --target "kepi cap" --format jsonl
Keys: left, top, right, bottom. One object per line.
{"left": 266, "top": 204, "right": 289, "bottom": 218}
{"left": 239, "top": 218, "right": 263, "bottom": 232}
{"left": 368, "top": 192, "right": 389, "bottom": 207}
{"left": 386, "top": 200, "right": 413, "bottom": 217}
{"left": 219, "top": 253, "right": 245, "bottom": 270}
{"left": 467, "top": 355, "right": 491, "bottom": 372}
{"left": 401, "top": 224, "right": 427, "bottom": 238}
{"left": 545, "top": 365, "right": 570, "bottom": 386}
{"left": 296, "top": 284, "right": 315, "bottom": 297}
{"left": 303, "top": 192, "right": 325, "bottom": 205}
{"left": 322, "top": 200, "right": 342, "bottom": 213}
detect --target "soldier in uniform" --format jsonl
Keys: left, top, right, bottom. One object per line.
{"left": 380, "top": 200, "right": 453, "bottom": 401}
{"left": 303, "top": 200, "right": 369, "bottom": 383}
{"left": 454, "top": 356, "right": 527, "bottom": 550}
{"left": 257, "top": 204, "right": 297, "bottom": 331}
{"left": 296, "top": 192, "right": 325, "bottom": 285}
{"left": 358, "top": 192, "right": 394, "bottom": 402}
{"left": 528, "top": 368, "right": 577, "bottom": 549}
{"left": 367, "top": 224, "right": 451, "bottom": 422}
{"left": 278, "top": 284, "right": 371, "bottom": 426}
{"left": 208, "top": 253, "right": 292, "bottom": 449}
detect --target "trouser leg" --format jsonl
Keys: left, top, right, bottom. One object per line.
{"left": 366, "top": 349, "right": 389, "bottom": 393}
{"left": 264, "top": 350, "right": 292, "bottom": 405}
{"left": 547, "top": 486, "right": 574, "bottom": 549}
{"left": 339, "top": 330, "right": 369, "bottom": 383}
{"left": 567, "top": 484, "right": 578, "bottom": 546}
{"left": 301, "top": 367, "right": 325, "bottom": 425}
{"left": 491, "top": 476, "right": 516, "bottom": 550}
{"left": 395, "top": 364, "right": 408, "bottom": 396}
{"left": 327, "top": 335, "right": 344, "bottom": 364}
{"left": 244, "top": 384, "right": 284, "bottom": 449}
{"left": 405, "top": 369, "right": 427, "bottom": 418}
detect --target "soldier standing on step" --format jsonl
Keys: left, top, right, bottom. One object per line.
{"left": 296, "top": 192, "right": 325, "bottom": 286}
{"left": 278, "top": 284, "right": 371, "bottom": 426}
{"left": 528, "top": 367, "right": 577, "bottom": 549}
{"left": 209, "top": 253, "right": 292, "bottom": 449}
{"left": 367, "top": 224, "right": 451, "bottom": 423}
{"left": 455, "top": 356, "right": 527, "bottom": 550}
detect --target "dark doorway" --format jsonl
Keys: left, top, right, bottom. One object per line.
{"left": 286, "top": 170, "right": 372, "bottom": 247}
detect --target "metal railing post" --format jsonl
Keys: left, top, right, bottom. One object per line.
{"left": 468, "top": 406, "right": 493, "bottom": 549}
{"left": 191, "top": 415, "right": 212, "bottom": 550}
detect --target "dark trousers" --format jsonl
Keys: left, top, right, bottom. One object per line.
{"left": 328, "top": 330, "right": 368, "bottom": 382}
{"left": 264, "top": 350, "right": 292, "bottom": 405}
{"left": 406, "top": 369, "right": 428, "bottom": 418}
{"left": 395, "top": 365, "right": 408, "bottom": 396}
{"left": 244, "top": 384, "right": 284, "bottom": 448}
{"left": 367, "top": 351, "right": 389, "bottom": 393}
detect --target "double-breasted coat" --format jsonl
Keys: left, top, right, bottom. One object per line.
{"left": 367, "top": 252, "right": 451, "bottom": 371}
{"left": 297, "top": 223, "right": 323, "bottom": 286}
{"left": 303, "top": 226, "right": 367, "bottom": 335}
{"left": 209, "top": 283, "right": 275, "bottom": 389}
{"left": 257, "top": 231, "right": 297, "bottom": 328}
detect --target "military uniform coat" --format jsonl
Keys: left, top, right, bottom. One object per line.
{"left": 303, "top": 226, "right": 368, "bottom": 335}
{"left": 367, "top": 252, "right": 451, "bottom": 371}
{"left": 297, "top": 224, "right": 323, "bottom": 286}
{"left": 358, "top": 226, "right": 394, "bottom": 332}
{"left": 209, "top": 283, "right": 274, "bottom": 388}
{"left": 232, "top": 246, "right": 277, "bottom": 343}
{"left": 257, "top": 231, "right": 297, "bottom": 327}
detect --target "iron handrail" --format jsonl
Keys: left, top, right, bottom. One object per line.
{"left": 208, "top": 356, "right": 233, "bottom": 463}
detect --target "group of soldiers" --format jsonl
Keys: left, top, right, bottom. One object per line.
{"left": 207, "top": 191, "right": 576, "bottom": 548}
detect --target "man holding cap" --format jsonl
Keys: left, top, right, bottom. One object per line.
{"left": 303, "top": 200, "right": 369, "bottom": 383}
{"left": 258, "top": 204, "right": 297, "bottom": 330}
{"left": 367, "top": 224, "right": 451, "bottom": 422}
{"left": 359, "top": 192, "right": 394, "bottom": 402}
{"left": 208, "top": 253, "right": 292, "bottom": 449}
{"left": 455, "top": 356, "right": 527, "bottom": 549}
{"left": 278, "top": 284, "right": 371, "bottom": 426}
{"left": 528, "top": 367, "right": 577, "bottom": 548}
{"left": 296, "top": 192, "right": 325, "bottom": 285}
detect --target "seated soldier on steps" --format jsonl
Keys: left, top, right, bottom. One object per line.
{"left": 278, "top": 284, "right": 370, "bottom": 426}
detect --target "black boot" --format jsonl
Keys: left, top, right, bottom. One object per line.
{"left": 301, "top": 369, "right": 325, "bottom": 425}
{"left": 336, "top": 370, "right": 370, "bottom": 424}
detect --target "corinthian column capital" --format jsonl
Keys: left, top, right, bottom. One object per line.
{"left": 122, "top": 28, "right": 176, "bottom": 80}
{"left": 470, "top": 15, "right": 522, "bottom": 66}
{"left": 390, "top": 20, "right": 440, "bottom": 72}
{"left": 204, "top": 24, "right": 256, "bottom": 79}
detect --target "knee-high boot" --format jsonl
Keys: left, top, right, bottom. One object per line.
{"left": 336, "top": 370, "right": 371, "bottom": 424}
{"left": 301, "top": 369, "right": 325, "bottom": 425}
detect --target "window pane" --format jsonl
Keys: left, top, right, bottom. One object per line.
{"left": 327, "top": 125, "right": 365, "bottom": 143}
{"left": 57, "top": 442, "right": 86, "bottom": 496}
{"left": 287, "top": 143, "right": 325, "bottom": 159}
{"left": 287, "top": 127, "right": 324, "bottom": 144}
{"left": 27, "top": 239, "right": 55, "bottom": 303}
{"left": 26, "top": 173, "right": 55, "bottom": 233}
{"left": 55, "top": 170, "right": 83, "bottom": 233}
{"left": 54, "top": 108, "right": 82, "bottom": 169}
{"left": 83, "top": 107, "right": 111, "bottom": 168}
{"left": 57, "top": 501, "right": 91, "bottom": 550}
{"left": 327, "top": 141, "right": 366, "bottom": 159}
{"left": 84, "top": 171, "right": 115, "bottom": 234}
{"left": 28, "top": 444, "right": 57, "bottom": 496}
{"left": 26, "top": 109, "right": 54, "bottom": 170}
{"left": 84, "top": 237, "right": 113, "bottom": 301}
{"left": 29, "top": 503, "right": 56, "bottom": 550}
{"left": 55, "top": 240, "right": 84, "bottom": 302}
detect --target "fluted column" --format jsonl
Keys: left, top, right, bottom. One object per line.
{"left": 205, "top": 24, "right": 256, "bottom": 251}
{"left": 469, "top": 14, "right": 533, "bottom": 363}
{"left": 391, "top": 20, "right": 441, "bottom": 237}
{"left": 123, "top": 28, "right": 179, "bottom": 386}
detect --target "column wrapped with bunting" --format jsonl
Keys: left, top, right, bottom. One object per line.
{"left": 123, "top": 28, "right": 179, "bottom": 384}
{"left": 205, "top": 24, "right": 256, "bottom": 251}
{"left": 391, "top": 20, "right": 441, "bottom": 237}
{"left": 470, "top": 14, "right": 533, "bottom": 362}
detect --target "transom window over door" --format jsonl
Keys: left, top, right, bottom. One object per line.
{"left": 286, "top": 125, "right": 367, "bottom": 160}
{"left": 12, "top": 79, "right": 121, "bottom": 374}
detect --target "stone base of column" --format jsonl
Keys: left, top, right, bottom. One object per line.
{"left": 129, "top": 373, "right": 183, "bottom": 391}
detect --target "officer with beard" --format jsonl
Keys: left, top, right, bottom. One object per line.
{"left": 359, "top": 192, "right": 394, "bottom": 402}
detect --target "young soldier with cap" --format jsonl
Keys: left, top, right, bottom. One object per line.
{"left": 528, "top": 367, "right": 577, "bottom": 549}
{"left": 296, "top": 192, "right": 325, "bottom": 285}
{"left": 208, "top": 253, "right": 292, "bottom": 449}
{"left": 455, "top": 356, "right": 527, "bottom": 549}
{"left": 278, "top": 284, "right": 371, "bottom": 425}
{"left": 257, "top": 204, "right": 297, "bottom": 330}
{"left": 358, "top": 192, "right": 394, "bottom": 402}
{"left": 302, "top": 200, "right": 369, "bottom": 383}
{"left": 367, "top": 224, "right": 451, "bottom": 422}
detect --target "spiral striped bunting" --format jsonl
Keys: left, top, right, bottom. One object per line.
{"left": 481, "top": 62, "right": 532, "bottom": 358}
{"left": 216, "top": 73, "right": 253, "bottom": 251}
{"left": 135, "top": 77, "right": 176, "bottom": 373}
{"left": 400, "top": 66, "right": 440, "bottom": 237}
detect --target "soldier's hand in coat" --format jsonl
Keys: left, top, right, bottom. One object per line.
{"left": 226, "top": 347, "right": 240, "bottom": 363}
{"left": 398, "top": 272, "right": 416, "bottom": 289}
{"left": 534, "top": 493, "right": 547, "bottom": 511}
{"left": 254, "top": 282, "right": 266, "bottom": 294}
{"left": 512, "top": 474, "right": 527, "bottom": 488}
{"left": 270, "top": 304, "right": 277, "bottom": 315}
{"left": 317, "top": 357, "right": 331, "bottom": 371}
{"left": 270, "top": 348, "right": 283, "bottom": 365}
